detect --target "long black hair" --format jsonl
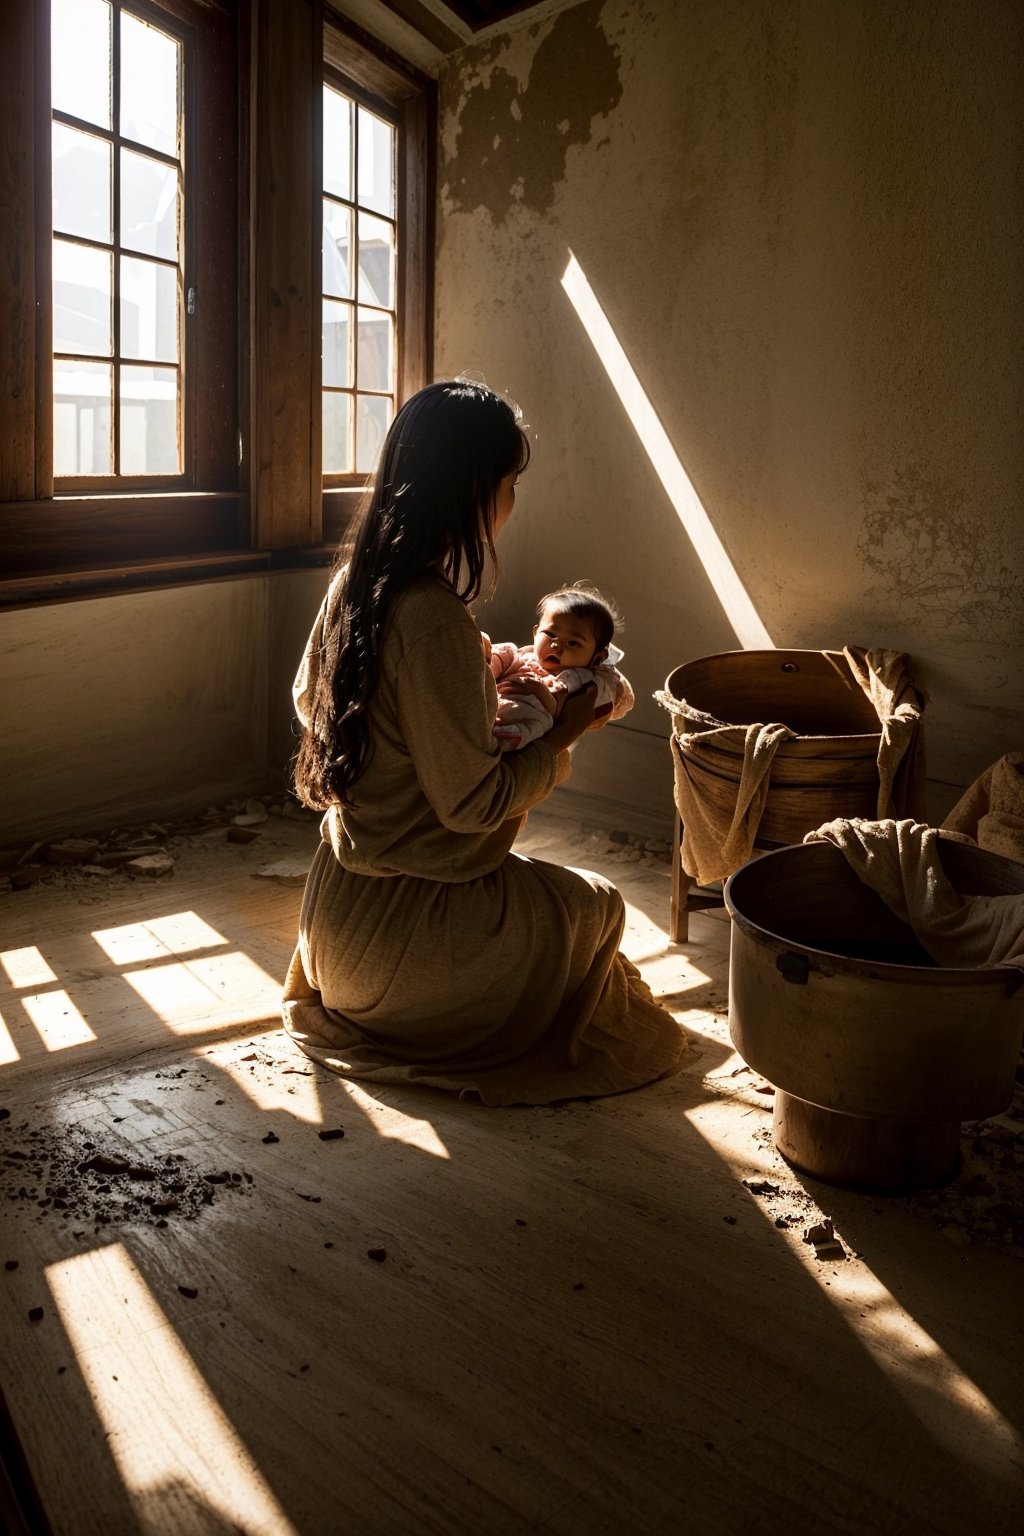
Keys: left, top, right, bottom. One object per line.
{"left": 294, "top": 379, "right": 531, "bottom": 809}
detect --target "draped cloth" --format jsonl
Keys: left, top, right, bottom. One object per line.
{"left": 804, "top": 817, "right": 1024, "bottom": 971}
{"left": 281, "top": 574, "right": 686, "bottom": 1106}
{"left": 942, "top": 752, "right": 1024, "bottom": 865}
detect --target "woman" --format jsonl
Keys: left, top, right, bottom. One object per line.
{"left": 283, "top": 379, "right": 686, "bottom": 1105}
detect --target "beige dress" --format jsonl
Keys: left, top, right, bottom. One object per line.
{"left": 281, "top": 573, "right": 686, "bottom": 1106}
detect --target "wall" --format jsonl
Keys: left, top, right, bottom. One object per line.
{"left": 435, "top": 0, "right": 1024, "bottom": 829}
{"left": 0, "top": 571, "right": 326, "bottom": 847}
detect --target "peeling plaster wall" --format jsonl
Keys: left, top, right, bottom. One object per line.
{"left": 436, "top": 0, "right": 1024, "bottom": 824}
{"left": 0, "top": 573, "right": 326, "bottom": 845}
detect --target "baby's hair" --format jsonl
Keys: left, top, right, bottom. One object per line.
{"left": 536, "top": 581, "right": 622, "bottom": 654}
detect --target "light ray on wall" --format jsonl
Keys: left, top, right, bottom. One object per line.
{"left": 561, "top": 251, "right": 774, "bottom": 650}
{"left": 47, "top": 1243, "right": 299, "bottom": 1534}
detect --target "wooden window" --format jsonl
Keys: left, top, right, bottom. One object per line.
{"left": 321, "top": 83, "right": 399, "bottom": 479}
{"left": 0, "top": 1, "right": 432, "bottom": 603}
{"left": 51, "top": 0, "right": 186, "bottom": 486}
{"left": 0, "top": 0, "right": 239, "bottom": 600}
{"left": 321, "top": 14, "right": 434, "bottom": 541}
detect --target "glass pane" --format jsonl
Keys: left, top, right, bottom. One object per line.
{"left": 121, "top": 365, "right": 180, "bottom": 473}
{"left": 52, "top": 0, "right": 111, "bottom": 130}
{"left": 120, "top": 12, "right": 180, "bottom": 157}
{"left": 323, "top": 201, "right": 352, "bottom": 299}
{"left": 323, "top": 301, "right": 351, "bottom": 388}
{"left": 53, "top": 239, "right": 112, "bottom": 356}
{"left": 121, "top": 149, "right": 179, "bottom": 260}
{"left": 356, "top": 394, "right": 391, "bottom": 474}
{"left": 121, "top": 256, "right": 179, "bottom": 363}
{"left": 357, "top": 213, "right": 394, "bottom": 309}
{"left": 323, "top": 87, "right": 352, "bottom": 201}
{"left": 54, "top": 360, "right": 112, "bottom": 476}
{"left": 357, "top": 308, "right": 393, "bottom": 393}
{"left": 357, "top": 106, "right": 394, "bottom": 217}
{"left": 323, "top": 392, "right": 352, "bottom": 474}
{"left": 52, "top": 123, "right": 111, "bottom": 243}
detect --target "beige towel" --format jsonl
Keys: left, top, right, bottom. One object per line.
{"left": 942, "top": 753, "right": 1024, "bottom": 864}
{"left": 805, "top": 817, "right": 1024, "bottom": 970}
{"left": 668, "top": 720, "right": 796, "bottom": 885}
{"left": 840, "top": 647, "right": 927, "bottom": 819}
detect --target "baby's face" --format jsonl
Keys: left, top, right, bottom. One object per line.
{"left": 534, "top": 608, "right": 600, "bottom": 673}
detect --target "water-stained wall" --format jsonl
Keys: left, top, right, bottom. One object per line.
{"left": 436, "top": 0, "right": 1023, "bottom": 821}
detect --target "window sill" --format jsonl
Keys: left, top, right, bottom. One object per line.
{"left": 0, "top": 547, "right": 339, "bottom": 611}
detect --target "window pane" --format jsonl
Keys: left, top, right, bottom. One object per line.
{"left": 53, "top": 123, "right": 111, "bottom": 243}
{"left": 120, "top": 12, "right": 180, "bottom": 157}
{"left": 323, "top": 301, "right": 351, "bottom": 387}
{"left": 356, "top": 394, "right": 391, "bottom": 474}
{"left": 52, "top": 0, "right": 111, "bottom": 130}
{"left": 121, "top": 365, "right": 180, "bottom": 473}
{"left": 357, "top": 308, "right": 393, "bottom": 393}
{"left": 121, "top": 256, "right": 179, "bottom": 363}
{"left": 323, "top": 392, "right": 353, "bottom": 474}
{"left": 121, "top": 148, "right": 179, "bottom": 260}
{"left": 53, "top": 239, "right": 112, "bottom": 356}
{"left": 54, "top": 360, "right": 112, "bottom": 475}
{"left": 357, "top": 213, "right": 394, "bottom": 309}
{"left": 357, "top": 106, "right": 394, "bottom": 217}
{"left": 323, "top": 201, "right": 352, "bottom": 299}
{"left": 323, "top": 87, "right": 352, "bottom": 202}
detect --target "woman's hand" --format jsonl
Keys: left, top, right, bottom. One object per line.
{"left": 503, "top": 676, "right": 559, "bottom": 716}
{"left": 545, "top": 682, "right": 598, "bottom": 751}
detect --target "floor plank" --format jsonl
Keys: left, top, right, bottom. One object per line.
{"left": 1, "top": 809, "right": 1022, "bottom": 1534}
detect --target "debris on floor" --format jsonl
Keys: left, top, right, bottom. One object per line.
{"left": 0, "top": 1116, "right": 256, "bottom": 1234}
{"left": 0, "top": 793, "right": 319, "bottom": 900}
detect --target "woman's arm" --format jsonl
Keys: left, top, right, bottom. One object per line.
{"left": 394, "top": 608, "right": 572, "bottom": 832}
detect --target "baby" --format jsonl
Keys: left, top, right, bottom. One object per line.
{"left": 483, "top": 583, "right": 634, "bottom": 750}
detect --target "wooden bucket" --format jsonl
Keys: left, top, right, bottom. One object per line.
{"left": 664, "top": 649, "right": 886, "bottom": 843}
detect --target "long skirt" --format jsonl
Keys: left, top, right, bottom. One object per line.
{"left": 281, "top": 842, "right": 687, "bottom": 1107}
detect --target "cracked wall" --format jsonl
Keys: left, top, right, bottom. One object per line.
{"left": 436, "top": 0, "right": 1024, "bottom": 813}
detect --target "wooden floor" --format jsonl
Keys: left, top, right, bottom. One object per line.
{"left": 1, "top": 803, "right": 1022, "bottom": 1535}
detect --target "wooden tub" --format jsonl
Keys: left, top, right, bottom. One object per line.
{"left": 662, "top": 648, "right": 921, "bottom": 939}
{"left": 664, "top": 650, "right": 885, "bottom": 843}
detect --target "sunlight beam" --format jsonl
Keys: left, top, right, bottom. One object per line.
{"left": 681, "top": 1096, "right": 1024, "bottom": 1482}
{"left": 21, "top": 989, "right": 96, "bottom": 1050}
{"left": 0, "top": 1008, "right": 20, "bottom": 1065}
{"left": 47, "top": 1243, "right": 299, "bottom": 1534}
{"left": 2, "top": 946, "right": 58, "bottom": 989}
{"left": 92, "top": 912, "right": 229, "bottom": 966}
{"left": 202, "top": 1038, "right": 326, "bottom": 1126}
{"left": 340, "top": 1080, "right": 450, "bottom": 1159}
{"left": 561, "top": 251, "right": 774, "bottom": 650}
{"left": 122, "top": 953, "right": 285, "bottom": 1035}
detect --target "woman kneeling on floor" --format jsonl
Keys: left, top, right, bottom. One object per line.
{"left": 282, "top": 378, "right": 687, "bottom": 1105}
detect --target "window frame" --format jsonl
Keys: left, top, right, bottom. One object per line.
{"left": 0, "top": 0, "right": 434, "bottom": 607}
{"left": 320, "top": 11, "right": 434, "bottom": 547}
{"left": 320, "top": 69, "right": 402, "bottom": 486}
{"left": 50, "top": 0, "right": 192, "bottom": 493}
{"left": 0, "top": 0, "right": 241, "bottom": 602}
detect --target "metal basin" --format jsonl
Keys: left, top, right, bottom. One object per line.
{"left": 723, "top": 839, "right": 1024, "bottom": 1192}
